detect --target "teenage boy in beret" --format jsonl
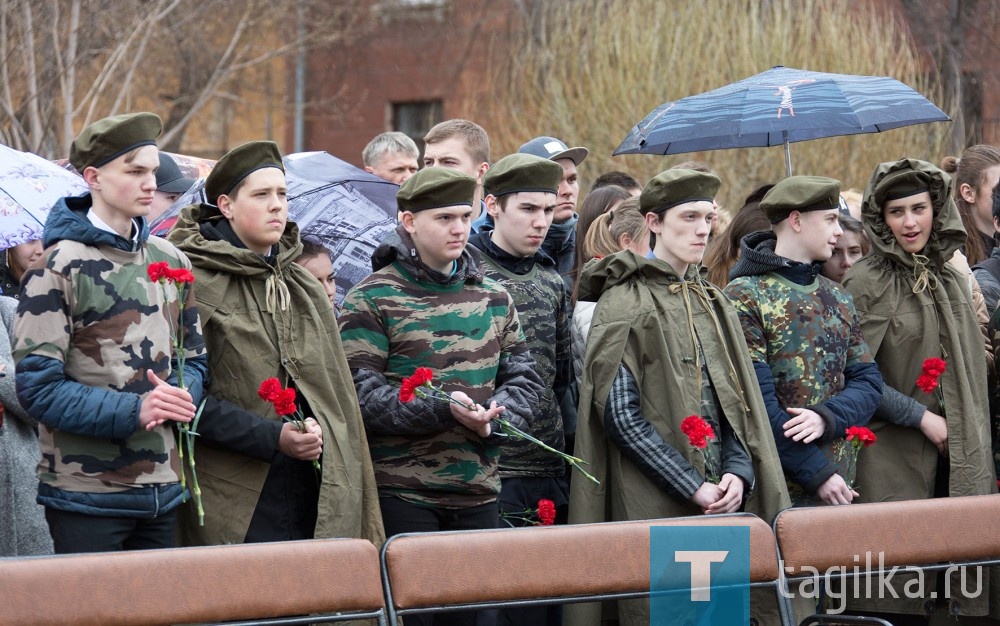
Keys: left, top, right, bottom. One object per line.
{"left": 167, "top": 141, "right": 383, "bottom": 547}
{"left": 339, "top": 167, "right": 543, "bottom": 626}
{"left": 724, "top": 175, "right": 882, "bottom": 507}
{"left": 468, "top": 153, "right": 567, "bottom": 626}
{"left": 567, "top": 168, "right": 788, "bottom": 626}
{"left": 13, "top": 112, "right": 208, "bottom": 553}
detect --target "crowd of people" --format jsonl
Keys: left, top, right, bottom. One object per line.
{"left": 2, "top": 110, "right": 1000, "bottom": 626}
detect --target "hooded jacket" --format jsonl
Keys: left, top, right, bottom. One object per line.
{"left": 14, "top": 195, "right": 207, "bottom": 518}
{"left": 167, "top": 202, "right": 383, "bottom": 547}
{"left": 725, "top": 231, "right": 882, "bottom": 501}
{"left": 339, "top": 226, "right": 543, "bottom": 508}
{"left": 842, "top": 158, "right": 997, "bottom": 616}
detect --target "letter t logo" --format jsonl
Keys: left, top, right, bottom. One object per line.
{"left": 674, "top": 550, "right": 729, "bottom": 601}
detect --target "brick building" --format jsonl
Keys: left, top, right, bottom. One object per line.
{"left": 294, "top": 0, "right": 518, "bottom": 165}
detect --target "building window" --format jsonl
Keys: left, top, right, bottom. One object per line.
{"left": 376, "top": 0, "right": 448, "bottom": 24}
{"left": 392, "top": 100, "right": 443, "bottom": 155}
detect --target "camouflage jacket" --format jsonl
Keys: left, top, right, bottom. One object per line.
{"left": 13, "top": 195, "right": 207, "bottom": 515}
{"left": 725, "top": 231, "right": 882, "bottom": 498}
{"left": 339, "top": 226, "right": 543, "bottom": 508}
{"left": 469, "top": 231, "right": 571, "bottom": 477}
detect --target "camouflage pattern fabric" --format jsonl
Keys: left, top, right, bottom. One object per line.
{"left": 340, "top": 260, "right": 526, "bottom": 508}
{"left": 14, "top": 237, "right": 205, "bottom": 493}
{"left": 725, "top": 273, "right": 872, "bottom": 505}
{"left": 478, "top": 254, "right": 569, "bottom": 477}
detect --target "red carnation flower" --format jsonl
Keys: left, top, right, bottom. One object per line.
{"left": 845, "top": 426, "right": 877, "bottom": 447}
{"left": 167, "top": 268, "right": 195, "bottom": 284}
{"left": 680, "top": 415, "right": 715, "bottom": 449}
{"left": 412, "top": 367, "right": 433, "bottom": 386}
{"left": 258, "top": 377, "right": 283, "bottom": 402}
{"left": 916, "top": 373, "right": 939, "bottom": 394}
{"left": 147, "top": 261, "right": 171, "bottom": 282}
{"left": 399, "top": 378, "right": 417, "bottom": 403}
{"left": 537, "top": 499, "right": 556, "bottom": 526}
{"left": 921, "top": 357, "right": 946, "bottom": 379}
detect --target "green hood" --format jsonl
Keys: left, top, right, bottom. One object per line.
{"left": 167, "top": 203, "right": 384, "bottom": 548}
{"left": 844, "top": 159, "right": 997, "bottom": 616}
{"left": 861, "top": 158, "right": 965, "bottom": 271}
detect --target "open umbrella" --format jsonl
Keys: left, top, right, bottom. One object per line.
{"left": 283, "top": 151, "right": 398, "bottom": 306}
{"left": 150, "top": 150, "right": 398, "bottom": 305}
{"left": 614, "top": 66, "right": 951, "bottom": 176}
{"left": 0, "top": 143, "right": 88, "bottom": 248}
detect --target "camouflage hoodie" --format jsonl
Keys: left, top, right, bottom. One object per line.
{"left": 14, "top": 194, "right": 207, "bottom": 517}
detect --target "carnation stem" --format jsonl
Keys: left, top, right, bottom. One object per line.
{"left": 495, "top": 418, "right": 600, "bottom": 485}
{"left": 186, "top": 398, "right": 207, "bottom": 526}
{"left": 284, "top": 414, "right": 322, "bottom": 471}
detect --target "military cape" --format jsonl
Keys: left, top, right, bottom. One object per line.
{"left": 168, "top": 202, "right": 384, "bottom": 547}
{"left": 842, "top": 158, "right": 998, "bottom": 617}
{"left": 566, "top": 251, "right": 789, "bottom": 626}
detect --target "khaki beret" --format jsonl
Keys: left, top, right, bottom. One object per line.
{"left": 873, "top": 168, "right": 932, "bottom": 206}
{"left": 397, "top": 167, "right": 476, "bottom": 213}
{"left": 69, "top": 112, "right": 162, "bottom": 172}
{"left": 760, "top": 175, "right": 841, "bottom": 224}
{"left": 483, "top": 153, "right": 562, "bottom": 198}
{"left": 205, "top": 141, "right": 284, "bottom": 205}
{"left": 639, "top": 169, "right": 720, "bottom": 215}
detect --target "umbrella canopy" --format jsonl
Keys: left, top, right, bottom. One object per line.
{"left": 0, "top": 143, "right": 89, "bottom": 248}
{"left": 284, "top": 151, "right": 398, "bottom": 306}
{"left": 150, "top": 150, "right": 398, "bottom": 305}
{"left": 614, "top": 66, "right": 950, "bottom": 176}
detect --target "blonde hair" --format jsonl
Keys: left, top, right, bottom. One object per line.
{"left": 583, "top": 196, "right": 648, "bottom": 258}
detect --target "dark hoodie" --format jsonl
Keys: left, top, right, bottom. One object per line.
{"left": 726, "top": 230, "right": 882, "bottom": 496}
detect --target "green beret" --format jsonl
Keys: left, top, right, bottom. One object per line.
{"left": 205, "top": 141, "right": 284, "bottom": 204}
{"left": 760, "top": 175, "right": 841, "bottom": 224}
{"left": 483, "top": 153, "right": 562, "bottom": 198}
{"left": 873, "top": 168, "right": 931, "bottom": 205}
{"left": 397, "top": 168, "right": 476, "bottom": 213}
{"left": 639, "top": 169, "right": 720, "bottom": 215}
{"left": 69, "top": 112, "right": 162, "bottom": 172}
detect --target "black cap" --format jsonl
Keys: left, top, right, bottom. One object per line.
{"left": 156, "top": 153, "right": 197, "bottom": 194}
{"left": 517, "top": 136, "right": 589, "bottom": 166}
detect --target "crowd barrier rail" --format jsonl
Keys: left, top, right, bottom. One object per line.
{"left": 4, "top": 494, "right": 1000, "bottom": 625}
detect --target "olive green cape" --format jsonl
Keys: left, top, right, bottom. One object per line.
{"left": 168, "top": 203, "right": 384, "bottom": 548}
{"left": 843, "top": 158, "right": 997, "bottom": 617}
{"left": 566, "top": 252, "right": 789, "bottom": 626}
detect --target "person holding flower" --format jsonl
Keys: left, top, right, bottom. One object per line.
{"left": 469, "top": 153, "right": 569, "bottom": 626}
{"left": 724, "top": 176, "right": 883, "bottom": 507}
{"left": 168, "top": 141, "right": 383, "bottom": 547}
{"left": 13, "top": 113, "right": 207, "bottom": 553}
{"left": 339, "top": 167, "right": 543, "bottom": 626}
{"left": 842, "top": 159, "right": 997, "bottom": 621}
{"left": 567, "top": 169, "right": 788, "bottom": 626}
